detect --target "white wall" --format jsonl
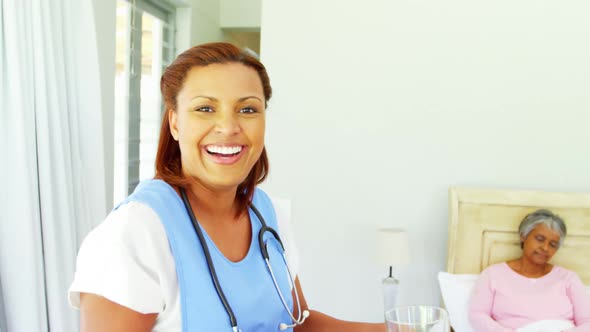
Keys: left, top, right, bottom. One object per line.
{"left": 177, "top": 0, "right": 261, "bottom": 53}
{"left": 177, "top": 0, "right": 224, "bottom": 52}
{"left": 260, "top": 0, "right": 590, "bottom": 322}
{"left": 220, "top": 0, "right": 261, "bottom": 29}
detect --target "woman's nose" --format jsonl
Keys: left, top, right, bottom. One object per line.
{"left": 214, "top": 112, "right": 240, "bottom": 135}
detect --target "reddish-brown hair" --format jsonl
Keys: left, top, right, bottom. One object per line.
{"left": 155, "top": 43, "right": 272, "bottom": 215}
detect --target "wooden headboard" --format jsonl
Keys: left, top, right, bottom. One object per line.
{"left": 446, "top": 187, "right": 590, "bottom": 284}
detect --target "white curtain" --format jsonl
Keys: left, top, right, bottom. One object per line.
{"left": 0, "top": 274, "right": 6, "bottom": 332}
{"left": 0, "top": 0, "right": 107, "bottom": 331}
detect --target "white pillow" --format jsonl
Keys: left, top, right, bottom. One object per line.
{"left": 437, "top": 272, "right": 478, "bottom": 332}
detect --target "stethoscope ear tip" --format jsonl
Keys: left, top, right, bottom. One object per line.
{"left": 279, "top": 323, "right": 288, "bottom": 330}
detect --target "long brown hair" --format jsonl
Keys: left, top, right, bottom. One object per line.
{"left": 155, "top": 43, "right": 272, "bottom": 214}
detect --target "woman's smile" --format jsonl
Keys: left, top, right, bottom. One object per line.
{"left": 203, "top": 144, "right": 247, "bottom": 165}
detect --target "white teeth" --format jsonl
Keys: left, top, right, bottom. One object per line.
{"left": 206, "top": 145, "right": 242, "bottom": 155}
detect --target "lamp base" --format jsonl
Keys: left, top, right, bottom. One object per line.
{"left": 382, "top": 275, "right": 400, "bottom": 313}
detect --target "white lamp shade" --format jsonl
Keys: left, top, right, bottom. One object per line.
{"left": 377, "top": 228, "right": 410, "bottom": 267}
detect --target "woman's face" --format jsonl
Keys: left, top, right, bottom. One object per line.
{"left": 521, "top": 223, "right": 561, "bottom": 265}
{"left": 169, "top": 63, "right": 266, "bottom": 192}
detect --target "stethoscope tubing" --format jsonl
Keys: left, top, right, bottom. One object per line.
{"left": 180, "top": 188, "right": 306, "bottom": 331}
{"left": 180, "top": 188, "right": 239, "bottom": 329}
{"left": 265, "top": 254, "right": 304, "bottom": 325}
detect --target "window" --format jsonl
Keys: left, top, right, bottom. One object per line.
{"left": 114, "top": 0, "right": 175, "bottom": 204}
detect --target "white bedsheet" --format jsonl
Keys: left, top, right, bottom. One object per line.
{"left": 516, "top": 320, "right": 575, "bottom": 332}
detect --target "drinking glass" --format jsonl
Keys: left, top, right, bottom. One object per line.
{"left": 385, "top": 306, "right": 450, "bottom": 332}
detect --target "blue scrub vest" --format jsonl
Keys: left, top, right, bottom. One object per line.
{"left": 117, "top": 179, "right": 294, "bottom": 332}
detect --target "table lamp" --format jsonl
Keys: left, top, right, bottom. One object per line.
{"left": 377, "top": 228, "right": 410, "bottom": 313}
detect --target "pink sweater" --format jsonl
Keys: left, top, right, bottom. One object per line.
{"left": 469, "top": 263, "right": 590, "bottom": 332}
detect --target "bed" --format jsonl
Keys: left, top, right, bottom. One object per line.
{"left": 439, "top": 187, "right": 590, "bottom": 332}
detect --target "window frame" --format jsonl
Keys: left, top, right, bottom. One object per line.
{"left": 120, "top": 0, "right": 176, "bottom": 194}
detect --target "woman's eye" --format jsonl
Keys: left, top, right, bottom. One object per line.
{"left": 240, "top": 107, "right": 257, "bottom": 114}
{"left": 196, "top": 106, "right": 213, "bottom": 112}
{"left": 550, "top": 242, "right": 558, "bottom": 248}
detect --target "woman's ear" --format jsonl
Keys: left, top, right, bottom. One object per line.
{"left": 168, "top": 109, "right": 179, "bottom": 141}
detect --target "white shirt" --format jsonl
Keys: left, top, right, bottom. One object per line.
{"left": 68, "top": 198, "right": 300, "bottom": 332}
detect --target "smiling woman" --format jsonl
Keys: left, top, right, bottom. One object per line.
{"left": 166, "top": 63, "right": 267, "bottom": 210}
{"left": 156, "top": 45, "right": 271, "bottom": 217}
{"left": 68, "top": 43, "right": 386, "bottom": 332}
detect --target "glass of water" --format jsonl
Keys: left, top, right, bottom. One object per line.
{"left": 385, "top": 306, "right": 450, "bottom": 332}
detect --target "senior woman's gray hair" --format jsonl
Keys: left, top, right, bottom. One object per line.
{"left": 518, "top": 209, "right": 567, "bottom": 249}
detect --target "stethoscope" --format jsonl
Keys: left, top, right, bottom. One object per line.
{"left": 180, "top": 188, "right": 310, "bottom": 332}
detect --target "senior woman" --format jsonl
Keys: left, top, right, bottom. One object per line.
{"left": 68, "top": 43, "right": 386, "bottom": 332}
{"left": 469, "top": 209, "right": 590, "bottom": 331}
